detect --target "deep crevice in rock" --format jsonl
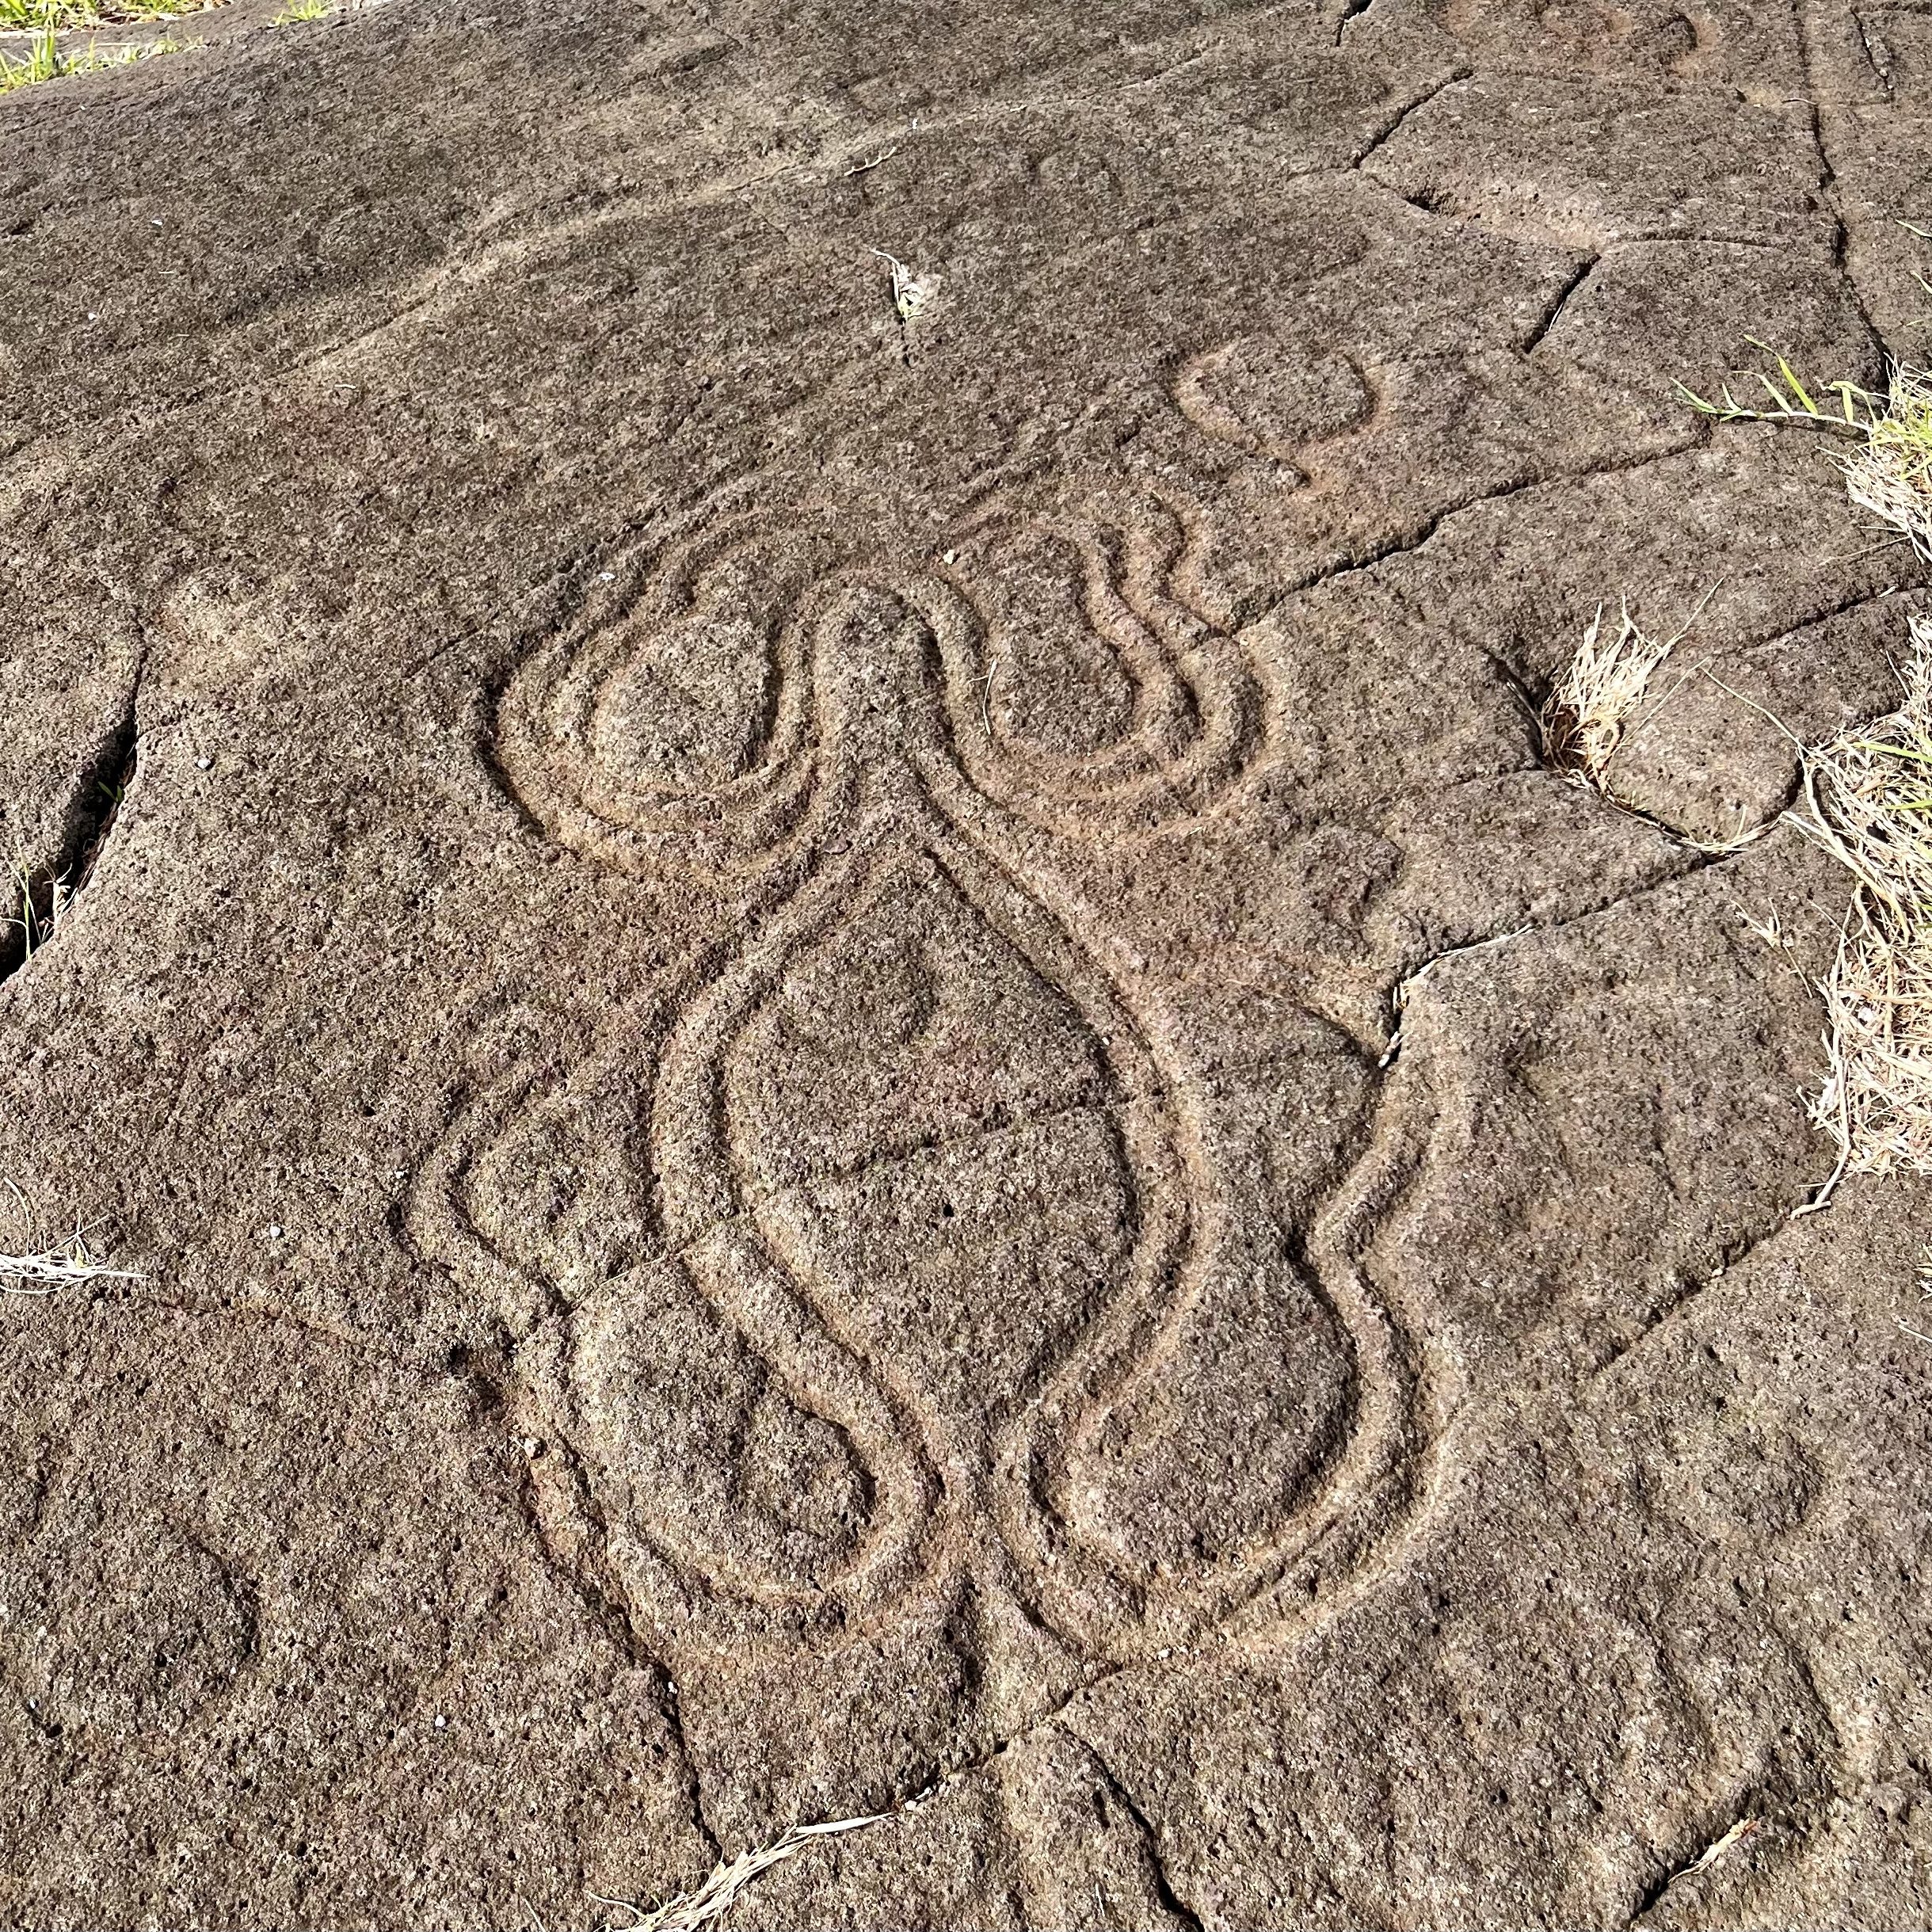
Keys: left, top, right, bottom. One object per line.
{"left": 0, "top": 684, "right": 139, "bottom": 988}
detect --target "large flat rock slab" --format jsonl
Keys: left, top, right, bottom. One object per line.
{"left": 2, "top": 1, "right": 1930, "bottom": 1925}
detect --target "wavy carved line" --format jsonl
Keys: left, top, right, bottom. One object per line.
{"left": 924, "top": 515, "right": 1274, "bottom": 833}
{"left": 410, "top": 1059, "right": 574, "bottom": 1335}
{"left": 912, "top": 764, "right": 1424, "bottom": 1657}
{"left": 425, "top": 483, "right": 1440, "bottom": 1666}
{"left": 425, "top": 758, "right": 1431, "bottom": 1665}
{"left": 490, "top": 503, "right": 841, "bottom": 886}
{"left": 639, "top": 830, "right": 992, "bottom": 1632}
{"left": 489, "top": 488, "right": 1282, "bottom": 884}
{"left": 632, "top": 793, "right": 1206, "bottom": 1639}
{"left": 1218, "top": 1051, "right": 1454, "bottom": 1653}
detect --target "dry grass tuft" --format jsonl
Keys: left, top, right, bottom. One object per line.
{"left": 869, "top": 247, "right": 930, "bottom": 322}
{"left": 592, "top": 1814, "right": 887, "bottom": 1932}
{"left": 0, "top": 1181, "right": 143, "bottom": 1294}
{"left": 1538, "top": 601, "right": 1679, "bottom": 795}
{"left": 1839, "top": 363, "right": 1932, "bottom": 558}
{"left": 1792, "top": 615, "right": 1932, "bottom": 1205}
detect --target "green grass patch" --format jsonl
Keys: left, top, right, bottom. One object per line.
{"left": 0, "top": 15, "right": 189, "bottom": 90}
{"left": 0, "top": 0, "right": 190, "bottom": 25}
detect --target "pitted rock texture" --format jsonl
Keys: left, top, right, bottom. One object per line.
{"left": 1, "top": 2, "right": 1930, "bottom": 1926}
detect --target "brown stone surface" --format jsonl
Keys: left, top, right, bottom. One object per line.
{"left": 2, "top": 1, "right": 1930, "bottom": 1925}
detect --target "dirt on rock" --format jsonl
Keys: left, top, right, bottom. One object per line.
{"left": 1, "top": 2, "right": 1930, "bottom": 1926}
